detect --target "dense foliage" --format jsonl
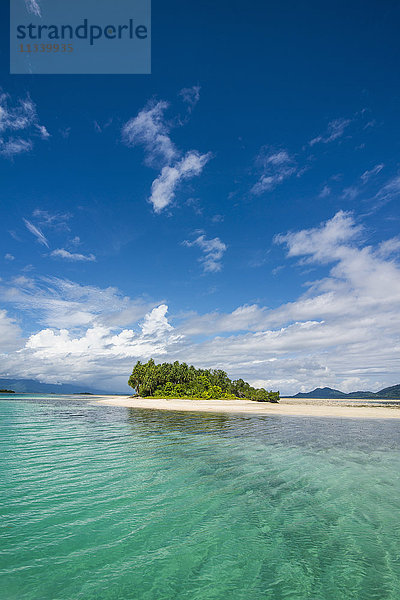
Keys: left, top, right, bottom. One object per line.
{"left": 128, "top": 359, "right": 280, "bottom": 402}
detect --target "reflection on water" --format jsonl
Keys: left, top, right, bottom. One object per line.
{"left": 1, "top": 396, "right": 400, "bottom": 600}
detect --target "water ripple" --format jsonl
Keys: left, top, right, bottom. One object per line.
{"left": 1, "top": 396, "right": 400, "bottom": 599}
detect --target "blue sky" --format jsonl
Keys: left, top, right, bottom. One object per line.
{"left": 1, "top": 0, "right": 400, "bottom": 393}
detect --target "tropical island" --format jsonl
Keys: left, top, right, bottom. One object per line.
{"left": 0, "top": 389, "right": 15, "bottom": 393}
{"left": 128, "top": 359, "right": 280, "bottom": 402}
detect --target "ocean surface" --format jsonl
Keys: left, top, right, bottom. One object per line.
{"left": 1, "top": 395, "right": 400, "bottom": 600}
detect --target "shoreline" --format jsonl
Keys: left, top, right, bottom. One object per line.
{"left": 93, "top": 396, "right": 400, "bottom": 419}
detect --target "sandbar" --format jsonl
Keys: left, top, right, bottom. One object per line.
{"left": 92, "top": 396, "right": 400, "bottom": 419}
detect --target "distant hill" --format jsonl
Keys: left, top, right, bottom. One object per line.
{"left": 0, "top": 378, "right": 111, "bottom": 395}
{"left": 290, "top": 384, "right": 400, "bottom": 400}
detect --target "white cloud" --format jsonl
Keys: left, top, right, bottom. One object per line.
{"left": 251, "top": 149, "right": 297, "bottom": 195}
{"left": 373, "top": 175, "right": 400, "bottom": 209}
{"left": 341, "top": 186, "right": 359, "bottom": 200}
{"left": 24, "top": 0, "right": 41, "bottom": 17}
{"left": 274, "top": 210, "right": 362, "bottom": 261}
{"left": 0, "top": 309, "right": 22, "bottom": 352}
{"left": 50, "top": 249, "right": 96, "bottom": 262}
{"left": 0, "top": 139, "right": 33, "bottom": 157}
{"left": 4, "top": 254, "right": 15, "bottom": 261}
{"left": 319, "top": 185, "right": 331, "bottom": 198}
{"left": 141, "top": 304, "right": 173, "bottom": 336}
{"left": 376, "top": 237, "right": 400, "bottom": 259}
{"left": 150, "top": 151, "right": 211, "bottom": 212}
{"left": 176, "top": 212, "right": 400, "bottom": 393}
{"left": 361, "top": 163, "right": 384, "bottom": 183}
{"left": 2, "top": 213, "right": 400, "bottom": 394}
{"left": 179, "top": 85, "right": 201, "bottom": 112}
{"left": 123, "top": 96, "right": 212, "bottom": 213}
{"left": 0, "top": 304, "right": 181, "bottom": 390}
{"left": 35, "top": 124, "right": 50, "bottom": 139}
{"left": 23, "top": 218, "right": 49, "bottom": 248}
{"left": 184, "top": 234, "right": 227, "bottom": 273}
{"left": 0, "top": 276, "right": 157, "bottom": 330}
{"left": 32, "top": 209, "right": 71, "bottom": 230}
{"left": 309, "top": 117, "right": 351, "bottom": 146}
{"left": 0, "top": 92, "right": 47, "bottom": 158}
{"left": 122, "top": 100, "right": 177, "bottom": 167}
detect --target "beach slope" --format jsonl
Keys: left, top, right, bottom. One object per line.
{"left": 94, "top": 396, "right": 400, "bottom": 419}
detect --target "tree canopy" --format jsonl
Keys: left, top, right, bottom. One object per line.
{"left": 128, "top": 359, "right": 279, "bottom": 402}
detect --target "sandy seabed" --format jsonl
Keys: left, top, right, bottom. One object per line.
{"left": 91, "top": 396, "right": 400, "bottom": 419}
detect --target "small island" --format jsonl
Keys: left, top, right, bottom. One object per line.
{"left": 128, "top": 359, "right": 280, "bottom": 402}
{"left": 0, "top": 389, "right": 15, "bottom": 393}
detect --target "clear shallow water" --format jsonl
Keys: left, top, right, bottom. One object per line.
{"left": 1, "top": 396, "right": 400, "bottom": 600}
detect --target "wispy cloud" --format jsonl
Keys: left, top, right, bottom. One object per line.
{"left": 361, "top": 163, "right": 384, "bottom": 183}
{"left": 309, "top": 117, "right": 351, "bottom": 146}
{"left": 25, "top": 0, "right": 41, "bottom": 17}
{"left": 341, "top": 186, "right": 359, "bottom": 200}
{"left": 0, "top": 276, "right": 157, "bottom": 329}
{"left": 0, "top": 91, "right": 48, "bottom": 158}
{"left": 319, "top": 185, "right": 331, "bottom": 198}
{"left": 150, "top": 151, "right": 211, "bottom": 212}
{"left": 4, "top": 254, "right": 15, "bottom": 261}
{"left": 94, "top": 118, "right": 113, "bottom": 134}
{"left": 23, "top": 218, "right": 49, "bottom": 248}
{"left": 251, "top": 149, "right": 297, "bottom": 195}
{"left": 184, "top": 234, "right": 227, "bottom": 272}
{"left": 372, "top": 175, "right": 400, "bottom": 210}
{"left": 32, "top": 209, "right": 71, "bottom": 230}
{"left": 35, "top": 124, "right": 50, "bottom": 139}
{"left": 50, "top": 249, "right": 96, "bottom": 262}
{"left": 179, "top": 85, "right": 201, "bottom": 113}
{"left": 122, "top": 100, "right": 177, "bottom": 167}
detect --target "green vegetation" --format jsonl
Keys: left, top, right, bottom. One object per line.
{"left": 0, "top": 389, "right": 15, "bottom": 393}
{"left": 128, "top": 359, "right": 279, "bottom": 402}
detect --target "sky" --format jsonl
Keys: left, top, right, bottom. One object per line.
{"left": 0, "top": 0, "right": 400, "bottom": 394}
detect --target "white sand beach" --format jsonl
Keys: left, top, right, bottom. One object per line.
{"left": 92, "top": 396, "right": 400, "bottom": 419}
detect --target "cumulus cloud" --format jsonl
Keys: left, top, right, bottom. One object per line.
{"left": 1, "top": 304, "right": 181, "bottom": 391}
{"left": 177, "top": 212, "right": 400, "bottom": 393}
{"left": 0, "top": 92, "right": 48, "bottom": 158}
{"left": 183, "top": 234, "right": 227, "bottom": 273}
{"left": 122, "top": 96, "right": 211, "bottom": 212}
{"left": 23, "top": 218, "right": 49, "bottom": 248}
{"left": 1, "top": 213, "right": 400, "bottom": 394}
{"left": 309, "top": 117, "right": 351, "bottom": 146}
{"left": 122, "top": 100, "right": 177, "bottom": 167}
{"left": 50, "top": 249, "right": 96, "bottom": 262}
{"left": 274, "top": 210, "right": 362, "bottom": 262}
{"left": 251, "top": 149, "right": 297, "bottom": 195}
{"left": 150, "top": 151, "right": 211, "bottom": 212}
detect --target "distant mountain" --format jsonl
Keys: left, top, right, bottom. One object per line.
{"left": 290, "top": 384, "right": 400, "bottom": 400}
{"left": 292, "top": 387, "right": 348, "bottom": 399}
{"left": 0, "top": 378, "right": 111, "bottom": 395}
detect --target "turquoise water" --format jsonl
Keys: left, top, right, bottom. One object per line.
{"left": 1, "top": 396, "right": 400, "bottom": 600}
